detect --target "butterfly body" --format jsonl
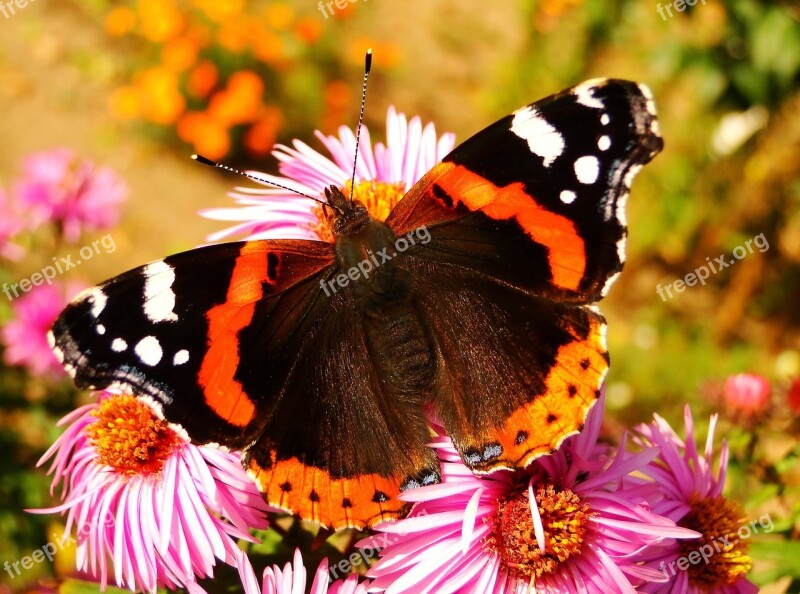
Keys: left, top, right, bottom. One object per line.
{"left": 51, "top": 79, "right": 663, "bottom": 529}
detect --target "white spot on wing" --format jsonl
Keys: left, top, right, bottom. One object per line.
{"left": 560, "top": 190, "right": 577, "bottom": 204}
{"left": 617, "top": 235, "right": 627, "bottom": 263}
{"left": 47, "top": 331, "right": 55, "bottom": 349}
{"left": 601, "top": 271, "right": 621, "bottom": 297}
{"left": 600, "top": 114, "right": 610, "bottom": 126}
{"left": 510, "top": 106, "right": 564, "bottom": 167}
{"left": 135, "top": 336, "right": 162, "bottom": 366}
{"left": 111, "top": 338, "right": 128, "bottom": 352}
{"left": 96, "top": 324, "right": 106, "bottom": 335}
{"left": 77, "top": 288, "right": 107, "bottom": 318}
{"left": 143, "top": 261, "right": 179, "bottom": 323}
{"left": 598, "top": 135, "right": 611, "bottom": 151}
{"left": 573, "top": 80, "right": 606, "bottom": 110}
{"left": 651, "top": 118, "right": 660, "bottom": 136}
{"left": 173, "top": 350, "right": 190, "bottom": 366}
{"left": 167, "top": 422, "right": 191, "bottom": 443}
{"left": 639, "top": 83, "right": 657, "bottom": 116}
{"left": 623, "top": 164, "right": 643, "bottom": 188}
{"left": 617, "top": 190, "right": 629, "bottom": 226}
{"left": 574, "top": 156, "right": 600, "bottom": 184}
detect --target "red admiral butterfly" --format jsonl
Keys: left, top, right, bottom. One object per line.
{"left": 50, "top": 65, "right": 662, "bottom": 530}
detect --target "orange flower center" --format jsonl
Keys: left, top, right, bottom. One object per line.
{"left": 86, "top": 395, "right": 182, "bottom": 476}
{"left": 310, "top": 180, "right": 406, "bottom": 242}
{"left": 678, "top": 494, "right": 752, "bottom": 587}
{"left": 488, "top": 483, "right": 591, "bottom": 580}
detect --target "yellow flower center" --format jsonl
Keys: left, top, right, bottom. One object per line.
{"left": 678, "top": 494, "right": 752, "bottom": 587}
{"left": 488, "top": 483, "right": 592, "bottom": 580}
{"left": 86, "top": 395, "right": 182, "bottom": 476}
{"left": 310, "top": 180, "right": 406, "bottom": 242}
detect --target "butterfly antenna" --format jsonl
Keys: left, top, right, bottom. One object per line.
{"left": 191, "top": 154, "right": 338, "bottom": 211}
{"left": 349, "top": 48, "right": 373, "bottom": 204}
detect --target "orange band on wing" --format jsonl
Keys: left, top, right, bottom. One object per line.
{"left": 198, "top": 244, "right": 276, "bottom": 427}
{"left": 491, "top": 318, "right": 608, "bottom": 471}
{"left": 433, "top": 162, "right": 586, "bottom": 291}
{"left": 247, "top": 454, "right": 407, "bottom": 530}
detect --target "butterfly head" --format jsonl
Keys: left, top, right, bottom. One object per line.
{"left": 324, "top": 185, "right": 371, "bottom": 236}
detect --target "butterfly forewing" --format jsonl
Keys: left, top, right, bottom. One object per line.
{"left": 387, "top": 78, "right": 662, "bottom": 303}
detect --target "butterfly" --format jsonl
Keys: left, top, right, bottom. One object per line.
{"left": 50, "top": 76, "right": 662, "bottom": 531}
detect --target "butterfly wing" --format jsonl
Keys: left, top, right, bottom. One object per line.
{"left": 386, "top": 79, "right": 662, "bottom": 472}
{"left": 51, "top": 239, "right": 438, "bottom": 529}
{"left": 387, "top": 78, "right": 662, "bottom": 303}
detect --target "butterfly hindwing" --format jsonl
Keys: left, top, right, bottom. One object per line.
{"left": 243, "top": 295, "right": 439, "bottom": 529}
{"left": 407, "top": 265, "right": 607, "bottom": 473}
{"left": 386, "top": 78, "right": 662, "bottom": 472}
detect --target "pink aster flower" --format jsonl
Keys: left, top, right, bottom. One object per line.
{"left": 722, "top": 373, "right": 770, "bottom": 418}
{"left": 0, "top": 186, "right": 26, "bottom": 260}
{"left": 224, "top": 548, "right": 369, "bottom": 594}
{"left": 29, "top": 391, "right": 270, "bottom": 594}
{"left": 634, "top": 407, "right": 758, "bottom": 593}
{"left": 366, "top": 393, "right": 697, "bottom": 594}
{"left": 14, "top": 148, "right": 128, "bottom": 243}
{"left": 1, "top": 281, "right": 84, "bottom": 377}
{"left": 200, "top": 106, "right": 456, "bottom": 242}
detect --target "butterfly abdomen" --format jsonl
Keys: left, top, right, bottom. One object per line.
{"left": 334, "top": 219, "right": 436, "bottom": 398}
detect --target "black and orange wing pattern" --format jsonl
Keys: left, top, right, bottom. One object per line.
{"left": 386, "top": 79, "right": 662, "bottom": 472}
{"left": 50, "top": 239, "right": 438, "bottom": 529}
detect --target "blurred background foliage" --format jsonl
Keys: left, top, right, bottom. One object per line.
{"left": 1, "top": 0, "right": 799, "bottom": 592}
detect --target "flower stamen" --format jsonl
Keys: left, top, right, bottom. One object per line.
{"left": 488, "top": 482, "right": 591, "bottom": 579}
{"left": 310, "top": 180, "right": 407, "bottom": 241}
{"left": 86, "top": 395, "right": 182, "bottom": 476}
{"left": 679, "top": 494, "right": 752, "bottom": 586}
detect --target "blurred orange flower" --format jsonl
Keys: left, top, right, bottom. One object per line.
{"left": 321, "top": 80, "right": 350, "bottom": 133}
{"left": 135, "top": 67, "right": 186, "bottom": 124}
{"left": 252, "top": 29, "right": 284, "bottom": 64}
{"left": 294, "top": 18, "right": 323, "bottom": 44}
{"left": 192, "top": 0, "right": 243, "bottom": 23}
{"left": 208, "top": 71, "right": 264, "bottom": 126}
{"left": 245, "top": 107, "right": 284, "bottom": 156}
{"left": 178, "top": 111, "right": 230, "bottom": 160}
{"left": 264, "top": 3, "right": 293, "bottom": 29}
{"left": 105, "top": 6, "right": 136, "bottom": 37}
{"left": 102, "top": 0, "right": 402, "bottom": 160}
{"left": 137, "top": 0, "right": 183, "bottom": 43}
{"left": 217, "top": 16, "right": 259, "bottom": 53}
{"left": 162, "top": 36, "right": 200, "bottom": 72}
{"left": 187, "top": 60, "right": 219, "bottom": 99}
